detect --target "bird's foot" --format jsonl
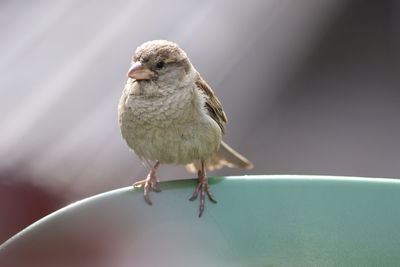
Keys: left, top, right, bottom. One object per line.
{"left": 133, "top": 162, "right": 161, "bottom": 205}
{"left": 189, "top": 176, "right": 217, "bottom": 217}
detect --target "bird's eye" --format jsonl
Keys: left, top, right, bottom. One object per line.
{"left": 156, "top": 61, "right": 165, "bottom": 69}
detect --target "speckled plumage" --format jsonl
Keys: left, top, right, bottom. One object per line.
{"left": 118, "top": 67, "right": 222, "bottom": 165}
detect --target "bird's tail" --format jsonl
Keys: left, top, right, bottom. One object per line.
{"left": 186, "top": 141, "right": 253, "bottom": 173}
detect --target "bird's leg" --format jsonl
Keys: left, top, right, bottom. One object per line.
{"left": 189, "top": 160, "right": 217, "bottom": 217}
{"left": 133, "top": 161, "right": 161, "bottom": 205}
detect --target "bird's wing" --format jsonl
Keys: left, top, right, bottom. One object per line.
{"left": 195, "top": 73, "right": 227, "bottom": 134}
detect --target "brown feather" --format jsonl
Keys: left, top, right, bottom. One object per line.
{"left": 185, "top": 73, "right": 253, "bottom": 173}
{"left": 195, "top": 73, "right": 227, "bottom": 134}
{"left": 215, "top": 141, "right": 253, "bottom": 169}
{"left": 186, "top": 141, "right": 253, "bottom": 173}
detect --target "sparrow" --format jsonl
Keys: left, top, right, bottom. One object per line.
{"left": 118, "top": 40, "right": 253, "bottom": 217}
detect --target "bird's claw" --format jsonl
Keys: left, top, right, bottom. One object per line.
{"left": 190, "top": 181, "right": 217, "bottom": 217}
{"left": 133, "top": 177, "right": 161, "bottom": 205}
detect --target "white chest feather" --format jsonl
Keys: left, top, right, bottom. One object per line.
{"left": 118, "top": 79, "right": 222, "bottom": 165}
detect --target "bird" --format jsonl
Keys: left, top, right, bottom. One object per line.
{"left": 118, "top": 40, "right": 253, "bottom": 217}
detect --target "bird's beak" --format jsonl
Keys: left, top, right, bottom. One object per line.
{"left": 127, "top": 61, "right": 154, "bottom": 80}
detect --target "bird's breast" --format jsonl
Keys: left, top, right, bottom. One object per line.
{"left": 126, "top": 88, "right": 195, "bottom": 127}
{"left": 118, "top": 85, "right": 222, "bottom": 164}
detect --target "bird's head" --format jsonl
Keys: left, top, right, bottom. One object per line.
{"left": 127, "top": 40, "right": 192, "bottom": 89}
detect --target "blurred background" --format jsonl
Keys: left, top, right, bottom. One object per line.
{"left": 1, "top": 0, "right": 400, "bottom": 244}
